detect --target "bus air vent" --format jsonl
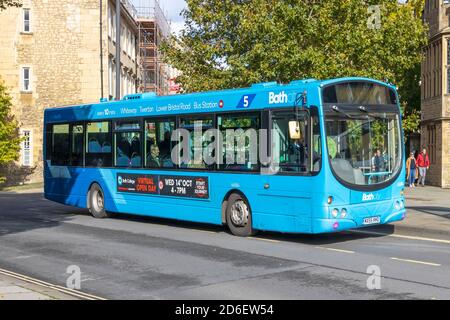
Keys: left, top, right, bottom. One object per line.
{"left": 123, "top": 92, "right": 157, "bottom": 100}
{"left": 251, "top": 81, "right": 278, "bottom": 89}
{"left": 290, "top": 79, "right": 317, "bottom": 85}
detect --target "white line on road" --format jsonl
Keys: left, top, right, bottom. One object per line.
{"left": 0, "top": 267, "right": 106, "bottom": 300}
{"left": 349, "top": 230, "right": 450, "bottom": 245}
{"left": 247, "top": 237, "right": 281, "bottom": 243}
{"left": 390, "top": 257, "right": 441, "bottom": 267}
{"left": 316, "top": 247, "right": 355, "bottom": 254}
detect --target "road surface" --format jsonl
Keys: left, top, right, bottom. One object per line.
{"left": 0, "top": 192, "right": 449, "bottom": 299}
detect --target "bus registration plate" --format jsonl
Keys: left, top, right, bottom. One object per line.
{"left": 363, "top": 216, "right": 381, "bottom": 225}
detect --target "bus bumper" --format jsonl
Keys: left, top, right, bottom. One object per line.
{"left": 311, "top": 209, "right": 406, "bottom": 234}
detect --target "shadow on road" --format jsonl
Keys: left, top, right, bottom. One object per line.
{"left": 111, "top": 211, "right": 396, "bottom": 246}
{"left": 0, "top": 192, "right": 85, "bottom": 237}
{"left": 407, "top": 206, "right": 450, "bottom": 219}
{"left": 0, "top": 191, "right": 396, "bottom": 246}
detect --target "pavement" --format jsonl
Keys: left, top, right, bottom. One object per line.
{"left": 0, "top": 270, "right": 78, "bottom": 300}
{"left": 0, "top": 185, "right": 449, "bottom": 300}
{"left": 392, "top": 186, "right": 450, "bottom": 238}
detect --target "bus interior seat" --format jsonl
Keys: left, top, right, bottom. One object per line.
{"left": 102, "top": 142, "right": 111, "bottom": 153}
{"left": 131, "top": 153, "right": 141, "bottom": 167}
{"left": 88, "top": 139, "right": 101, "bottom": 153}
{"left": 117, "top": 155, "right": 130, "bottom": 167}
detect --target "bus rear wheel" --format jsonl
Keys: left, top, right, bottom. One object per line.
{"left": 226, "top": 193, "right": 255, "bottom": 237}
{"left": 88, "top": 183, "right": 110, "bottom": 219}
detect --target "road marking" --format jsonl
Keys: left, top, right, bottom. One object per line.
{"left": 349, "top": 230, "right": 450, "bottom": 245}
{"left": 0, "top": 267, "right": 106, "bottom": 300}
{"left": 316, "top": 246, "right": 355, "bottom": 254}
{"left": 390, "top": 257, "right": 441, "bottom": 267}
{"left": 248, "top": 237, "right": 281, "bottom": 243}
{"left": 194, "top": 229, "right": 218, "bottom": 234}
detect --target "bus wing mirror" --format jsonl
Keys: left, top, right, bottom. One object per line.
{"left": 288, "top": 121, "right": 302, "bottom": 140}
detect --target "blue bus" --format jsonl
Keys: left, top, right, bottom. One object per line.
{"left": 44, "top": 77, "right": 406, "bottom": 236}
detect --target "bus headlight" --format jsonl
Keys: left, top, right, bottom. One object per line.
{"left": 332, "top": 208, "right": 339, "bottom": 218}
{"left": 394, "top": 201, "right": 400, "bottom": 211}
{"left": 341, "top": 208, "right": 347, "bottom": 218}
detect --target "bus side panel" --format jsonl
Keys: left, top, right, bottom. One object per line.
{"left": 252, "top": 175, "right": 315, "bottom": 233}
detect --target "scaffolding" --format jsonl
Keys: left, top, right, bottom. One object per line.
{"left": 135, "top": 0, "right": 170, "bottom": 96}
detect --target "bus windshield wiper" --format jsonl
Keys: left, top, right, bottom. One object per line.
{"left": 331, "top": 105, "right": 362, "bottom": 119}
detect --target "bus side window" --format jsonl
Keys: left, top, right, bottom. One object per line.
{"left": 71, "top": 124, "right": 84, "bottom": 166}
{"left": 272, "top": 112, "right": 309, "bottom": 173}
{"left": 51, "top": 124, "right": 70, "bottom": 166}
{"left": 179, "top": 116, "right": 214, "bottom": 169}
{"left": 217, "top": 113, "right": 260, "bottom": 171}
{"left": 114, "top": 120, "right": 142, "bottom": 168}
{"left": 85, "top": 121, "right": 112, "bottom": 167}
{"left": 145, "top": 119, "right": 175, "bottom": 168}
{"left": 311, "top": 107, "right": 322, "bottom": 173}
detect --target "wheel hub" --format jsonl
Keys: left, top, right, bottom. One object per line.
{"left": 230, "top": 200, "right": 249, "bottom": 226}
{"left": 93, "top": 190, "right": 104, "bottom": 212}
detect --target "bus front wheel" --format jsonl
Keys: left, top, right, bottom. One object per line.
{"left": 88, "top": 183, "right": 110, "bottom": 219}
{"left": 226, "top": 193, "right": 255, "bottom": 237}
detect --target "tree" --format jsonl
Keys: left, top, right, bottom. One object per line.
{"left": 163, "top": 0, "right": 427, "bottom": 134}
{"left": 0, "top": 79, "right": 22, "bottom": 183}
{"left": 0, "top": 0, "right": 21, "bottom": 11}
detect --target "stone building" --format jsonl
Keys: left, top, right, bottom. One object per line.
{"left": 0, "top": 0, "right": 169, "bottom": 184}
{"left": 421, "top": 0, "right": 450, "bottom": 188}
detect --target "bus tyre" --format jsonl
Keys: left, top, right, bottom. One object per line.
{"left": 88, "top": 184, "right": 110, "bottom": 219}
{"left": 226, "top": 193, "right": 255, "bottom": 237}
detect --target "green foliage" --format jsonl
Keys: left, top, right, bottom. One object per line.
{"left": 0, "top": 79, "right": 22, "bottom": 182}
{"left": 163, "top": 0, "right": 427, "bottom": 127}
{"left": 401, "top": 103, "right": 421, "bottom": 134}
{"left": 0, "top": 0, "right": 21, "bottom": 10}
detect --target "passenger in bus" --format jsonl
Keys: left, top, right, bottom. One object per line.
{"left": 371, "top": 149, "right": 386, "bottom": 183}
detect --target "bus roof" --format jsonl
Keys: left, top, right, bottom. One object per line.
{"left": 44, "top": 77, "right": 396, "bottom": 123}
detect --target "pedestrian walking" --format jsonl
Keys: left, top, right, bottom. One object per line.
{"left": 416, "top": 148, "right": 430, "bottom": 187}
{"left": 406, "top": 152, "right": 418, "bottom": 188}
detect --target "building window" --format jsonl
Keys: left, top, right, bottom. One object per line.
{"left": 23, "top": 8, "right": 31, "bottom": 33}
{"left": 427, "top": 125, "right": 437, "bottom": 164}
{"left": 21, "top": 129, "right": 32, "bottom": 166}
{"left": 22, "top": 67, "right": 31, "bottom": 92}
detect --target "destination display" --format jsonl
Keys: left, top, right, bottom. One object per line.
{"left": 117, "top": 173, "right": 209, "bottom": 199}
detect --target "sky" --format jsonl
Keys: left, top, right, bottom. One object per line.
{"left": 131, "top": 0, "right": 187, "bottom": 35}
{"left": 158, "top": 0, "right": 187, "bottom": 35}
